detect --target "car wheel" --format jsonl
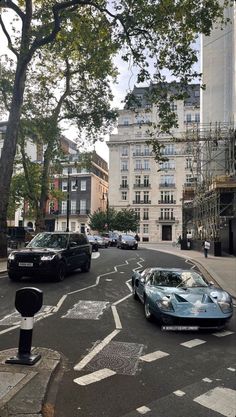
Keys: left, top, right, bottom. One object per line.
{"left": 135, "top": 245, "right": 138, "bottom": 250}
{"left": 8, "top": 272, "right": 22, "bottom": 282}
{"left": 144, "top": 297, "right": 153, "bottom": 321}
{"left": 81, "top": 258, "right": 91, "bottom": 272}
{"left": 55, "top": 262, "right": 66, "bottom": 282}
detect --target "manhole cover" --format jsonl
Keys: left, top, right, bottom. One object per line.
{"left": 86, "top": 341, "right": 145, "bottom": 375}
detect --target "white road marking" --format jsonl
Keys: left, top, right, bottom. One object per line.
{"left": 202, "top": 378, "right": 212, "bottom": 383}
{"left": 212, "top": 330, "right": 234, "bottom": 337}
{"left": 53, "top": 294, "right": 67, "bottom": 313}
{"left": 181, "top": 339, "right": 206, "bottom": 348}
{"left": 0, "top": 324, "right": 19, "bottom": 335}
{"left": 74, "top": 329, "right": 120, "bottom": 371}
{"left": 136, "top": 406, "right": 151, "bottom": 414}
{"left": 140, "top": 350, "right": 169, "bottom": 362}
{"left": 105, "top": 278, "right": 112, "bottom": 281}
{"left": 113, "top": 293, "right": 132, "bottom": 306}
{"left": 74, "top": 368, "right": 116, "bottom": 386}
{"left": 92, "top": 252, "right": 100, "bottom": 259}
{"left": 111, "top": 306, "right": 122, "bottom": 329}
{"left": 194, "top": 387, "right": 236, "bottom": 417}
{"left": 227, "top": 367, "right": 236, "bottom": 372}
{"left": 174, "top": 390, "right": 186, "bottom": 397}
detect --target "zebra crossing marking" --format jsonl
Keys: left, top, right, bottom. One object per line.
{"left": 194, "top": 387, "right": 236, "bottom": 417}
{"left": 180, "top": 339, "right": 206, "bottom": 348}
{"left": 173, "top": 390, "right": 186, "bottom": 397}
{"left": 212, "top": 330, "right": 234, "bottom": 337}
{"left": 74, "top": 368, "right": 116, "bottom": 386}
{"left": 140, "top": 350, "right": 169, "bottom": 362}
{"left": 136, "top": 406, "right": 151, "bottom": 414}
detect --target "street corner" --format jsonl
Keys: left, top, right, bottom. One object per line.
{"left": 0, "top": 347, "right": 61, "bottom": 417}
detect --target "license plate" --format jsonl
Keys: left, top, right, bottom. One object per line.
{"left": 18, "top": 262, "right": 33, "bottom": 267}
{"left": 191, "top": 308, "right": 206, "bottom": 313}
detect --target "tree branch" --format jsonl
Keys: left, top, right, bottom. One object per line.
{"left": 0, "top": 16, "right": 19, "bottom": 58}
{"left": 0, "top": 0, "right": 25, "bottom": 20}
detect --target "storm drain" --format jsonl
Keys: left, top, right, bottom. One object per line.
{"left": 62, "top": 300, "right": 109, "bottom": 320}
{"left": 86, "top": 341, "right": 145, "bottom": 375}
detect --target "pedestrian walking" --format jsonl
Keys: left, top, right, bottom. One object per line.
{"left": 203, "top": 239, "right": 210, "bottom": 258}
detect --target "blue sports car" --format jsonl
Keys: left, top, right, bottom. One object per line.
{"left": 132, "top": 268, "right": 233, "bottom": 329}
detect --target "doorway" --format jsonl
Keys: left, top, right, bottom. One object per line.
{"left": 162, "top": 225, "right": 172, "bottom": 241}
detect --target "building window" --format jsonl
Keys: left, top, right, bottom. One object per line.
{"left": 170, "top": 103, "right": 177, "bottom": 111}
{"left": 135, "top": 175, "right": 141, "bottom": 186}
{"left": 135, "top": 191, "right": 141, "bottom": 203}
{"left": 143, "top": 208, "right": 149, "bottom": 220}
{"left": 81, "top": 180, "right": 86, "bottom": 191}
{"left": 71, "top": 180, "right": 78, "bottom": 191}
{"left": 162, "top": 144, "right": 175, "bottom": 155}
{"left": 61, "top": 201, "right": 67, "bottom": 214}
{"left": 71, "top": 167, "right": 77, "bottom": 174}
{"left": 135, "top": 159, "right": 142, "bottom": 170}
{"left": 135, "top": 144, "right": 141, "bottom": 155}
{"left": 143, "top": 145, "right": 150, "bottom": 156}
{"left": 62, "top": 167, "right": 68, "bottom": 175}
{"left": 186, "top": 113, "right": 192, "bottom": 123}
{"left": 160, "top": 175, "right": 175, "bottom": 185}
{"left": 195, "top": 113, "right": 200, "bottom": 122}
{"left": 62, "top": 181, "right": 68, "bottom": 192}
{"left": 134, "top": 208, "right": 140, "bottom": 219}
{"left": 123, "top": 118, "right": 130, "bottom": 125}
{"left": 121, "top": 191, "right": 127, "bottom": 200}
{"left": 136, "top": 225, "right": 140, "bottom": 234}
{"left": 61, "top": 222, "right": 66, "bottom": 231}
{"left": 121, "top": 160, "right": 128, "bottom": 171}
{"left": 80, "top": 199, "right": 86, "bottom": 214}
{"left": 160, "top": 160, "right": 175, "bottom": 170}
{"left": 71, "top": 222, "right": 76, "bottom": 232}
{"left": 143, "top": 191, "right": 149, "bottom": 203}
{"left": 49, "top": 201, "right": 54, "bottom": 214}
{"left": 121, "top": 146, "right": 128, "bottom": 156}
{"left": 185, "top": 158, "right": 192, "bottom": 169}
{"left": 143, "top": 160, "right": 150, "bottom": 170}
{"left": 161, "top": 191, "right": 174, "bottom": 203}
{"left": 121, "top": 176, "right": 128, "bottom": 188}
{"left": 160, "top": 208, "right": 174, "bottom": 220}
{"left": 143, "top": 175, "right": 149, "bottom": 186}
{"left": 143, "top": 224, "right": 149, "bottom": 234}
{"left": 71, "top": 200, "right": 76, "bottom": 214}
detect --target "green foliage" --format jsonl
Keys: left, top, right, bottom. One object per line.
{"left": 114, "top": 209, "right": 140, "bottom": 233}
{"left": 89, "top": 207, "right": 117, "bottom": 233}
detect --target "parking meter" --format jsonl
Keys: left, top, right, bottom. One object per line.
{"left": 6, "top": 287, "right": 43, "bottom": 365}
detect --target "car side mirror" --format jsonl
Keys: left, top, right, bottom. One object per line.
{"left": 25, "top": 241, "right": 29, "bottom": 247}
{"left": 69, "top": 241, "right": 77, "bottom": 248}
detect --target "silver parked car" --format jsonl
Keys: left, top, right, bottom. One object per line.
{"left": 117, "top": 234, "right": 138, "bottom": 250}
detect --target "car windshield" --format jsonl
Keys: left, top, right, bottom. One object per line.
{"left": 27, "top": 233, "right": 68, "bottom": 249}
{"left": 150, "top": 270, "right": 208, "bottom": 288}
{"left": 122, "top": 235, "right": 134, "bottom": 240}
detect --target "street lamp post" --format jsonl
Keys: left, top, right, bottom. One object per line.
{"left": 103, "top": 192, "right": 109, "bottom": 230}
{"left": 66, "top": 169, "right": 70, "bottom": 232}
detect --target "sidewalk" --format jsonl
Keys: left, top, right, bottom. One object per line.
{"left": 139, "top": 243, "right": 236, "bottom": 299}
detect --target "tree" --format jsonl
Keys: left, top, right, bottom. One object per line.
{"left": 89, "top": 208, "right": 117, "bottom": 233}
{"left": 114, "top": 209, "right": 139, "bottom": 233}
{"left": 0, "top": 0, "right": 231, "bottom": 256}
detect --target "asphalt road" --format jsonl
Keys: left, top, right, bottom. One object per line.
{"left": 0, "top": 247, "right": 235, "bottom": 417}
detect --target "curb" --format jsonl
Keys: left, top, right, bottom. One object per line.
{"left": 0, "top": 348, "right": 61, "bottom": 417}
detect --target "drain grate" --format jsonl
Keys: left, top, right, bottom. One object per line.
{"left": 86, "top": 341, "right": 145, "bottom": 375}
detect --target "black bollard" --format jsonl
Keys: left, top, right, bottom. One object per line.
{"left": 6, "top": 287, "right": 43, "bottom": 365}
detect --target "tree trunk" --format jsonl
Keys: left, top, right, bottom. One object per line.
{"left": 0, "top": 62, "right": 28, "bottom": 257}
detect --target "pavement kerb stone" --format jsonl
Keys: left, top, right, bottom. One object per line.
{"left": 0, "top": 348, "right": 61, "bottom": 417}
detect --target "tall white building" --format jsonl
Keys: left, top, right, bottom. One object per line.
{"left": 108, "top": 84, "right": 200, "bottom": 243}
{"left": 201, "top": 1, "right": 235, "bottom": 124}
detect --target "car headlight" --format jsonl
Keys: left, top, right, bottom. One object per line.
{"left": 218, "top": 301, "right": 233, "bottom": 313}
{"left": 40, "top": 254, "right": 57, "bottom": 261}
{"left": 156, "top": 299, "right": 174, "bottom": 312}
{"left": 8, "top": 252, "right": 15, "bottom": 260}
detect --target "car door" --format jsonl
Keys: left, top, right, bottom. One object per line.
{"left": 69, "top": 234, "right": 90, "bottom": 270}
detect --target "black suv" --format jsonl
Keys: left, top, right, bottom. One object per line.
{"left": 7, "top": 232, "right": 92, "bottom": 282}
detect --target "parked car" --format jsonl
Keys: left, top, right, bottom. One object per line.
{"left": 132, "top": 267, "right": 233, "bottom": 329}
{"left": 87, "top": 235, "right": 99, "bottom": 252}
{"left": 7, "top": 232, "right": 92, "bottom": 282}
{"left": 93, "top": 235, "right": 109, "bottom": 248}
{"left": 117, "top": 234, "right": 138, "bottom": 250}
{"left": 101, "top": 232, "right": 119, "bottom": 247}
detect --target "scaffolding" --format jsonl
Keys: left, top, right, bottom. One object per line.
{"left": 176, "top": 122, "right": 236, "bottom": 242}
